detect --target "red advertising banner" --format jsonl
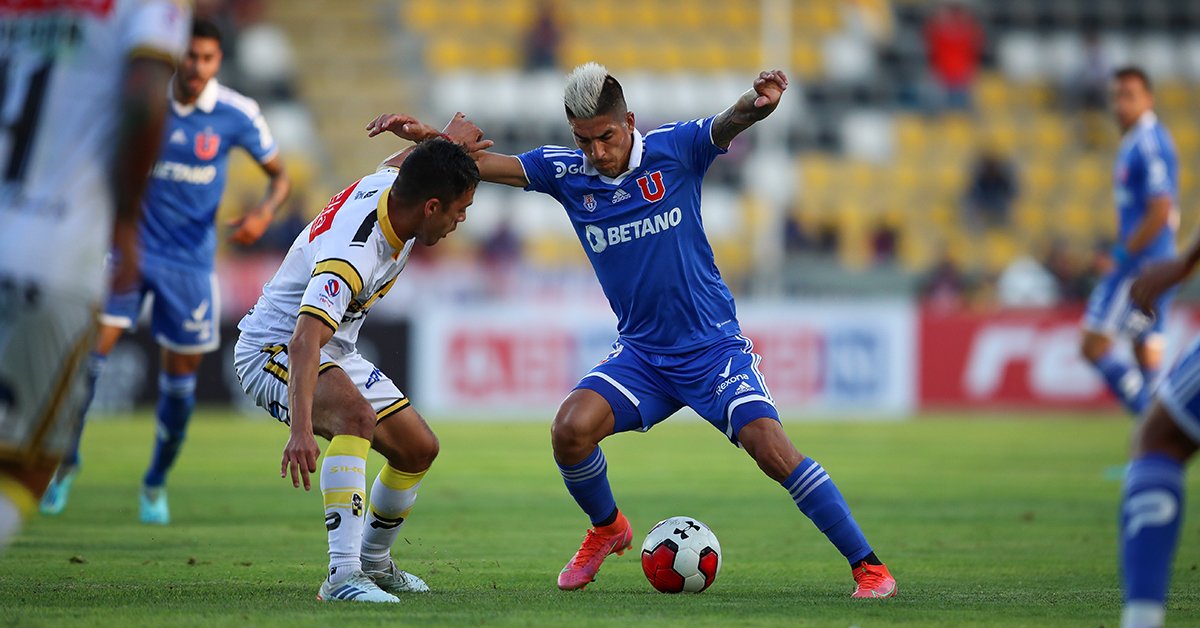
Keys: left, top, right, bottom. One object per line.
{"left": 920, "top": 305, "right": 1200, "bottom": 409}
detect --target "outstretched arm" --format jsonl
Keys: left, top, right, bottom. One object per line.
{"left": 366, "top": 112, "right": 528, "bottom": 187}
{"left": 366, "top": 112, "right": 495, "bottom": 169}
{"left": 710, "top": 69, "right": 789, "bottom": 150}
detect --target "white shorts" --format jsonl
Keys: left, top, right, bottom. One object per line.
{"left": 0, "top": 280, "right": 97, "bottom": 467}
{"left": 232, "top": 334, "right": 410, "bottom": 426}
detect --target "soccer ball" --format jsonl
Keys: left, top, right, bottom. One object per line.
{"left": 640, "top": 516, "right": 721, "bottom": 593}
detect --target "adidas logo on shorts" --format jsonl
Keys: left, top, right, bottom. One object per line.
{"left": 734, "top": 381, "right": 754, "bottom": 395}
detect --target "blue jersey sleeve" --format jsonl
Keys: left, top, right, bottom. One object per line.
{"left": 1137, "top": 137, "right": 1172, "bottom": 200}
{"left": 516, "top": 146, "right": 568, "bottom": 198}
{"left": 235, "top": 101, "right": 278, "bottom": 164}
{"left": 668, "top": 116, "right": 728, "bottom": 173}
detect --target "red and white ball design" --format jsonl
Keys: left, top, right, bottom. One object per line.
{"left": 640, "top": 516, "right": 721, "bottom": 593}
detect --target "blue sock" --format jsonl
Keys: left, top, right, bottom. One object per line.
{"left": 1094, "top": 351, "right": 1146, "bottom": 415}
{"left": 557, "top": 447, "right": 617, "bottom": 526}
{"left": 62, "top": 352, "right": 107, "bottom": 468}
{"left": 143, "top": 372, "right": 196, "bottom": 488}
{"left": 784, "top": 458, "right": 872, "bottom": 566}
{"left": 1120, "top": 453, "right": 1184, "bottom": 612}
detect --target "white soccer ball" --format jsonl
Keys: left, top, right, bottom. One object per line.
{"left": 640, "top": 516, "right": 722, "bottom": 593}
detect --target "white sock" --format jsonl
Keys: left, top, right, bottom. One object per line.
{"left": 362, "top": 465, "right": 425, "bottom": 566}
{"left": 0, "top": 475, "right": 34, "bottom": 551}
{"left": 320, "top": 435, "right": 369, "bottom": 583}
{"left": 1121, "top": 601, "right": 1165, "bottom": 628}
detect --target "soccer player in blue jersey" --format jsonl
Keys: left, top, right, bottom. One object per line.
{"left": 1080, "top": 66, "right": 1179, "bottom": 418}
{"left": 368, "top": 63, "right": 896, "bottom": 597}
{"left": 1114, "top": 224, "right": 1200, "bottom": 628}
{"left": 40, "top": 19, "right": 291, "bottom": 523}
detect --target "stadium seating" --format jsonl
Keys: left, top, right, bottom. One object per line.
{"left": 250, "top": 0, "right": 1200, "bottom": 292}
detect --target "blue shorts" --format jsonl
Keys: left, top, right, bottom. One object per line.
{"left": 101, "top": 262, "right": 219, "bottom": 354}
{"left": 1158, "top": 336, "right": 1200, "bottom": 444}
{"left": 575, "top": 334, "right": 779, "bottom": 446}
{"left": 1083, "top": 269, "right": 1174, "bottom": 340}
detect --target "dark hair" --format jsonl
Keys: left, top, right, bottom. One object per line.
{"left": 1114, "top": 65, "right": 1152, "bottom": 92}
{"left": 192, "top": 18, "right": 223, "bottom": 48}
{"left": 392, "top": 139, "right": 480, "bottom": 207}
{"left": 565, "top": 74, "right": 626, "bottom": 119}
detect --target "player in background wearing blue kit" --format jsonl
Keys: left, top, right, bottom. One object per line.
{"left": 1081, "top": 67, "right": 1179, "bottom": 418}
{"left": 1115, "top": 222, "right": 1200, "bottom": 628}
{"left": 368, "top": 63, "right": 895, "bottom": 597}
{"left": 40, "top": 20, "right": 291, "bottom": 524}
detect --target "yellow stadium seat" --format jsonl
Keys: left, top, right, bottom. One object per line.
{"left": 893, "top": 115, "right": 928, "bottom": 158}
{"left": 982, "top": 230, "right": 1020, "bottom": 273}
{"left": 404, "top": 0, "right": 439, "bottom": 31}
{"left": 791, "top": 40, "right": 822, "bottom": 79}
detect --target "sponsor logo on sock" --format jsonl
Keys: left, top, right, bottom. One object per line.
{"left": 325, "top": 512, "right": 342, "bottom": 531}
{"left": 1125, "top": 489, "right": 1178, "bottom": 538}
{"left": 352, "top": 493, "right": 364, "bottom": 517}
{"left": 370, "top": 514, "right": 406, "bottom": 530}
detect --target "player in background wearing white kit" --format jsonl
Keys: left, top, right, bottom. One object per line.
{"left": 234, "top": 115, "right": 490, "bottom": 602}
{"left": 0, "top": 0, "right": 189, "bottom": 551}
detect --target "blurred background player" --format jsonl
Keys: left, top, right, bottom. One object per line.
{"left": 370, "top": 62, "right": 895, "bottom": 597}
{"left": 234, "top": 119, "right": 487, "bottom": 603}
{"left": 1080, "top": 66, "right": 1178, "bottom": 418}
{"left": 1118, "top": 224, "right": 1200, "bottom": 628}
{"left": 0, "top": 0, "right": 188, "bottom": 550}
{"left": 40, "top": 18, "right": 291, "bottom": 524}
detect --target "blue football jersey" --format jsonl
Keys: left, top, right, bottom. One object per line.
{"left": 141, "top": 79, "right": 277, "bottom": 270}
{"left": 518, "top": 116, "right": 740, "bottom": 353}
{"left": 1114, "top": 111, "right": 1178, "bottom": 265}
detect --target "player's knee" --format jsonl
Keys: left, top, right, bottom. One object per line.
{"left": 551, "top": 412, "right": 597, "bottom": 456}
{"left": 1133, "top": 403, "right": 1197, "bottom": 463}
{"left": 408, "top": 431, "right": 440, "bottom": 470}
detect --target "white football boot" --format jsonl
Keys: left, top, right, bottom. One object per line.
{"left": 363, "top": 559, "right": 430, "bottom": 594}
{"left": 317, "top": 570, "right": 400, "bottom": 603}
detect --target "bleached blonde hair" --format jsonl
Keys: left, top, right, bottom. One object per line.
{"left": 563, "top": 62, "right": 624, "bottom": 119}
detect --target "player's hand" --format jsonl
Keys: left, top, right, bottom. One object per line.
{"left": 365, "top": 113, "right": 439, "bottom": 142}
{"left": 751, "top": 69, "right": 788, "bottom": 109}
{"left": 1131, "top": 259, "right": 1188, "bottom": 315}
{"left": 281, "top": 431, "right": 320, "bottom": 491}
{"left": 228, "top": 208, "right": 273, "bottom": 246}
{"left": 441, "top": 112, "right": 494, "bottom": 153}
{"left": 110, "top": 220, "right": 141, "bottom": 294}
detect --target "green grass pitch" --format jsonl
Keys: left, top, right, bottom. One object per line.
{"left": 3, "top": 410, "right": 1199, "bottom": 626}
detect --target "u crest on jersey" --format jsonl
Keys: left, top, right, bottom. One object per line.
{"left": 637, "top": 171, "right": 666, "bottom": 202}
{"left": 194, "top": 128, "right": 220, "bottom": 161}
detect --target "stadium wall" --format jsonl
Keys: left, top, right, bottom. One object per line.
{"left": 91, "top": 300, "right": 1200, "bottom": 417}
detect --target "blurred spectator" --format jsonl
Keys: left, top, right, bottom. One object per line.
{"left": 921, "top": 250, "right": 968, "bottom": 311}
{"left": 870, "top": 220, "right": 897, "bottom": 266}
{"left": 1066, "top": 32, "right": 1112, "bottom": 150}
{"left": 923, "top": 1, "right": 984, "bottom": 111}
{"left": 962, "top": 151, "right": 1017, "bottom": 230}
{"left": 997, "top": 255, "right": 1058, "bottom": 307}
{"left": 1069, "top": 32, "right": 1111, "bottom": 112}
{"left": 481, "top": 218, "right": 522, "bottom": 267}
{"left": 1043, "top": 240, "right": 1093, "bottom": 303}
{"left": 784, "top": 213, "right": 838, "bottom": 257}
{"left": 524, "top": 0, "right": 561, "bottom": 71}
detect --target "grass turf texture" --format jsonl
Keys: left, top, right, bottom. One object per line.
{"left": 3, "top": 410, "right": 1199, "bottom": 626}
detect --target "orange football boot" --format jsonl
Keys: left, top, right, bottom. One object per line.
{"left": 851, "top": 561, "right": 897, "bottom": 598}
{"left": 557, "top": 511, "right": 633, "bottom": 590}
